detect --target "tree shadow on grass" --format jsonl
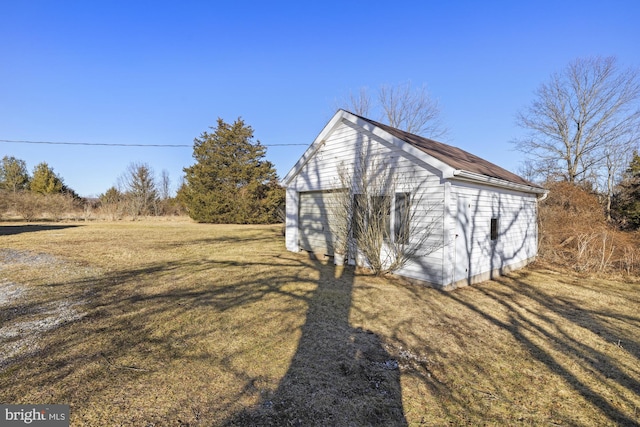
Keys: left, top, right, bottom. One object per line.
{"left": 0, "top": 246, "right": 406, "bottom": 425}
{"left": 445, "top": 273, "right": 640, "bottom": 426}
{"left": 223, "top": 259, "right": 407, "bottom": 427}
{"left": 0, "top": 224, "right": 81, "bottom": 236}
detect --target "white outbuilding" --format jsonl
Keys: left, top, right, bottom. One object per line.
{"left": 282, "top": 110, "right": 548, "bottom": 289}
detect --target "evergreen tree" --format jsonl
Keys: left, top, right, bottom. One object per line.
{"left": 119, "top": 162, "right": 158, "bottom": 217}
{"left": 29, "top": 162, "right": 64, "bottom": 194}
{"left": 180, "top": 118, "right": 284, "bottom": 223}
{"left": 0, "top": 156, "right": 29, "bottom": 192}
{"left": 99, "top": 186, "right": 125, "bottom": 220}
{"left": 100, "top": 186, "right": 124, "bottom": 206}
{"left": 611, "top": 151, "right": 640, "bottom": 229}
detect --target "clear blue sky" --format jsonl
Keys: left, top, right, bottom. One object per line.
{"left": 1, "top": 1, "right": 639, "bottom": 197}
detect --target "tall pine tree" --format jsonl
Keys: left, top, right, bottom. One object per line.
{"left": 30, "top": 162, "right": 64, "bottom": 194}
{"left": 612, "top": 151, "right": 640, "bottom": 229}
{"left": 0, "top": 156, "right": 29, "bottom": 192}
{"left": 180, "top": 118, "right": 284, "bottom": 223}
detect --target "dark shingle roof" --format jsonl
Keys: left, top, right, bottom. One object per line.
{"left": 355, "top": 114, "right": 539, "bottom": 188}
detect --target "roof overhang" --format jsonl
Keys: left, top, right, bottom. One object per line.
{"left": 282, "top": 109, "right": 549, "bottom": 200}
{"left": 451, "top": 170, "right": 548, "bottom": 197}
{"left": 281, "top": 111, "right": 346, "bottom": 187}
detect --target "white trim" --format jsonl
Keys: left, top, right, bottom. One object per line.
{"left": 451, "top": 170, "right": 548, "bottom": 196}
{"left": 345, "top": 112, "right": 457, "bottom": 178}
{"left": 285, "top": 188, "right": 299, "bottom": 252}
{"left": 442, "top": 180, "right": 452, "bottom": 284}
{"left": 282, "top": 110, "right": 458, "bottom": 187}
{"left": 283, "top": 110, "right": 546, "bottom": 196}
{"left": 281, "top": 111, "right": 346, "bottom": 186}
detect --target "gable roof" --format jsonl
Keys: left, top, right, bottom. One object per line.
{"left": 353, "top": 113, "right": 540, "bottom": 189}
{"left": 283, "top": 110, "right": 546, "bottom": 195}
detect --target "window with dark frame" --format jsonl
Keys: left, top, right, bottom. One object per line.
{"left": 394, "top": 192, "right": 411, "bottom": 244}
{"left": 371, "top": 195, "right": 391, "bottom": 239}
{"left": 351, "top": 194, "right": 393, "bottom": 241}
{"left": 352, "top": 194, "right": 365, "bottom": 240}
{"left": 490, "top": 217, "right": 499, "bottom": 241}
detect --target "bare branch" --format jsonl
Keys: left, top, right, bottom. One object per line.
{"left": 336, "top": 81, "right": 449, "bottom": 140}
{"left": 514, "top": 56, "right": 640, "bottom": 185}
{"left": 345, "top": 87, "right": 372, "bottom": 116}
{"left": 329, "top": 151, "right": 443, "bottom": 275}
{"left": 379, "top": 81, "right": 448, "bottom": 139}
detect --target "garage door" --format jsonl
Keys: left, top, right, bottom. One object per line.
{"left": 298, "top": 191, "right": 339, "bottom": 255}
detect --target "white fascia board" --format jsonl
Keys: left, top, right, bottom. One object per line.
{"left": 280, "top": 110, "right": 348, "bottom": 187}
{"left": 343, "top": 111, "right": 457, "bottom": 179}
{"left": 452, "top": 170, "right": 549, "bottom": 196}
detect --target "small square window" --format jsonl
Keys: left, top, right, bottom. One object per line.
{"left": 490, "top": 218, "right": 499, "bottom": 240}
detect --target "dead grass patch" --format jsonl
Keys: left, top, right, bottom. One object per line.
{"left": 0, "top": 221, "right": 638, "bottom": 426}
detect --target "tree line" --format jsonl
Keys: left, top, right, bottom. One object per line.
{"left": 1, "top": 55, "right": 638, "bottom": 233}
{"left": 93, "top": 118, "right": 286, "bottom": 223}
{"left": 0, "top": 157, "right": 80, "bottom": 220}
{"left": 0, "top": 155, "right": 183, "bottom": 221}
{"left": 97, "top": 163, "right": 182, "bottom": 220}
{"left": 0, "top": 157, "right": 77, "bottom": 196}
{"left": 0, "top": 118, "right": 285, "bottom": 223}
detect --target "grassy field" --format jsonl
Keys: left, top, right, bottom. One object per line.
{"left": 0, "top": 220, "right": 638, "bottom": 426}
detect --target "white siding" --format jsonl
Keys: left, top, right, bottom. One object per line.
{"left": 287, "top": 119, "right": 446, "bottom": 282}
{"left": 298, "top": 191, "right": 346, "bottom": 255}
{"left": 285, "top": 187, "right": 299, "bottom": 252}
{"left": 285, "top": 114, "right": 540, "bottom": 288}
{"left": 445, "top": 181, "right": 538, "bottom": 286}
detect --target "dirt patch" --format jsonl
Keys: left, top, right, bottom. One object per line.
{"left": 0, "top": 253, "right": 86, "bottom": 368}
{"left": 0, "top": 281, "right": 26, "bottom": 306}
{"left": 0, "top": 248, "right": 62, "bottom": 268}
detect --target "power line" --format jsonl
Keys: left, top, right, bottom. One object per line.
{"left": 0, "top": 139, "right": 308, "bottom": 147}
{"left": 0, "top": 139, "right": 189, "bottom": 147}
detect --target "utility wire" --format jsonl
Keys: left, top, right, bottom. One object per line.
{"left": 0, "top": 139, "right": 189, "bottom": 147}
{"left": 0, "top": 139, "right": 307, "bottom": 147}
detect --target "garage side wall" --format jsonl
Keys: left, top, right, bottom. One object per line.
{"left": 285, "top": 188, "right": 299, "bottom": 252}
{"left": 445, "top": 181, "right": 538, "bottom": 288}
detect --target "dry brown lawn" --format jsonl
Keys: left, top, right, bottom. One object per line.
{"left": 0, "top": 220, "right": 638, "bottom": 426}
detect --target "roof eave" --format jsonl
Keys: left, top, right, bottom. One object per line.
{"left": 452, "top": 170, "right": 548, "bottom": 196}
{"left": 346, "top": 112, "right": 457, "bottom": 178}
{"left": 281, "top": 111, "right": 347, "bottom": 187}
{"left": 282, "top": 109, "right": 457, "bottom": 186}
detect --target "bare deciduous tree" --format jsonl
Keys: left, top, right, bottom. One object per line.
{"left": 160, "top": 169, "right": 171, "bottom": 201}
{"left": 345, "top": 87, "right": 372, "bottom": 117}
{"left": 339, "top": 81, "right": 448, "bottom": 140}
{"left": 514, "top": 56, "right": 640, "bottom": 187}
{"left": 379, "top": 82, "right": 447, "bottom": 139}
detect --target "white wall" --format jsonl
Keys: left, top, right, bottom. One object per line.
{"left": 445, "top": 181, "right": 538, "bottom": 286}
{"left": 285, "top": 117, "right": 539, "bottom": 288}
{"left": 286, "top": 118, "right": 447, "bottom": 283}
{"left": 285, "top": 187, "right": 299, "bottom": 252}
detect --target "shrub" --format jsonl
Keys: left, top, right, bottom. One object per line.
{"left": 12, "top": 191, "right": 44, "bottom": 221}
{"left": 539, "top": 181, "right": 640, "bottom": 275}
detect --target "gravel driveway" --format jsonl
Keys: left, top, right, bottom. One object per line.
{"left": 0, "top": 249, "right": 86, "bottom": 368}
